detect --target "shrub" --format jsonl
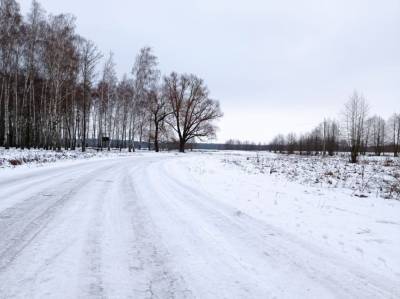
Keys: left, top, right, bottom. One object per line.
{"left": 8, "top": 159, "right": 23, "bottom": 166}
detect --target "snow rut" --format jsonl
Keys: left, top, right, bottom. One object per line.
{"left": 0, "top": 163, "right": 115, "bottom": 273}
{"left": 122, "top": 171, "right": 192, "bottom": 298}
{"left": 0, "top": 156, "right": 191, "bottom": 298}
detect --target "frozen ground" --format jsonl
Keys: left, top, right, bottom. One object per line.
{"left": 219, "top": 151, "right": 400, "bottom": 199}
{"left": 0, "top": 150, "right": 399, "bottom": 298}
{"left": 0, "top": 147, "right": 139, "bottom": 168}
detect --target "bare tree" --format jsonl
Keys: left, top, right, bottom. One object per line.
{"left": 369, "top": 115, "right": 386, "bottom": 156}
{"left": 116, "top": 74, "right": 134, "bottom": 150}
{"left": 0, "top": 0, "right": 22, "bottom": 148}
{"left": 327, "top": 120, "right": 340, "bottom": 156}
{"left": 270, "top": 134, "right": 285, "bottom": 153}
{"left": 132, "top": 46, "right": 159, "bottom": 150}
{"left": 343, "top": 91, "right": 369, "bottom": 163}
{"left": 20, "top": 0, "right": 45, "bottom": 149}
{"left": 286, "top": 132, "right": 296, "bottom": 154}
{"left": 164, "top": 72, "right": 222, "bottom": 152}
{"left": 363, "top": 117, "right": 373, "bottom": 155}
{"left": 388, "top": 113, "right": 400, "bottom": 157}
{"left": 78, "top": 38, "right": 101, "bottom": 152}
{"left": 97, "top": 52, "right": 117, "bottom": 150}
{"left": 43, "top": 14, "right": 78, "bottom": 150}
{"left": 148, "top": 88, "right": 170, "bottom": 152}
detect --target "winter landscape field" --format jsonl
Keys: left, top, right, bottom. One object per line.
{"left": 0, "top": 149, "right": 399, "bottom": 298}
{"left": 1, "top": 0, "right": 400, "bottom": 298}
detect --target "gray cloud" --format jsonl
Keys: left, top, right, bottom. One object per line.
{"left": 19, "top": 0, "right": 400, "bottom": 142}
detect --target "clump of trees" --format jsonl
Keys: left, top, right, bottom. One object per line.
{"left": 270, "top": 118, "right": 340, "bottom": 156}
{"left": 0, "top": 0, "right": 222, "bottom": 153}
{"left": 224, "top": 139, "right": 268, "bottom": 151}
{"left": 269, "top": 91, "right": 400, "bottom": 163}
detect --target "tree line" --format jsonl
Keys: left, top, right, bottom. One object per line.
{"left": 0, "top": 0, "right": 222, "bottom": 153}
{"left": 269, "top": 91, "right": 400, "bottom": 162}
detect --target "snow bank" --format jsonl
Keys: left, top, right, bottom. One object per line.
{"left": 0, "top": 147, "right": 139, "bottom": 169}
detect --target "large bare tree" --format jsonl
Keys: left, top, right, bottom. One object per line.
{"left": 163, "top": 72, "right": 222, "bottom": 152}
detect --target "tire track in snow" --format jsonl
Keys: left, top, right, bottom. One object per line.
{"left": 122, "top": 164, "right": 193, "bottom": 298}
{"left": 0, "top": 161, "right": 114, "bottom": 212}
{"left": 77, "top": 177, "right": 113, "bottom": 299}
{"left": 0, "top": 163, "right": 116, "bottom": 274}
{"left": 0, "top": 162, "right": 123, "bottom": 299}
{"left": 0, "top": 156, "right": 190, "bottom": 298}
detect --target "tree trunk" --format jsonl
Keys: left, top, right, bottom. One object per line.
{"left": 82, "top": 84, "right": 87, "bottom": 152}
{"left": 179, "top": 138, "right": 185, "bottom": 153}
{"left": 154, "top": 121, "right": 159, "bottom": 152}
{"left": 350, "top": 149, "right": 358, "bottom": 163}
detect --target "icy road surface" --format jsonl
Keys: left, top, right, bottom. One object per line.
{"left": 0, "top": 154, "right": 399, "bottom": 298}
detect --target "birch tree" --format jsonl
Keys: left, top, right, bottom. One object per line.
{"left": 78, "top": 38, "right": 101, "bottom": 152}
{"left": 369, "top": 115, "right": 386, "bottom": 156}
{"left": 132, "top": 47, "right": 159, "bottom": 149}
{"left": 388, "top": 113, "right": 400, "bottom": 157}
{"left": 343, "top": 91, "right": 369, "bottom": 163}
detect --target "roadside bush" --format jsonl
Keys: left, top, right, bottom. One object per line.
{"left": 8, "top": 159, "right": 23, "bottom": 166}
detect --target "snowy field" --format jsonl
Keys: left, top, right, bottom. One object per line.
{"left": 219, "top": 151, "right": 400, "bottom": 200}
{"left": 0, "top": 150, "right": 399, "bottom": 298}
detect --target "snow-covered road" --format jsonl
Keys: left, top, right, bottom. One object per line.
{"left": 0, "top": 154, "right": 398, "bottom": 298}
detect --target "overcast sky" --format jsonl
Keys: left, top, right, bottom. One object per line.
{"left": 19, "top": 0, "right": 400, "bottom": 143}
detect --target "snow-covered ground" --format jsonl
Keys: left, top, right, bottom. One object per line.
{"left": 218, "top": 151, "right": 400, "bottom": 199}
{"left": 0, "top": 147, "right": 140, "bottom": 169}
{"left": 0, "top": 150, "right": 399, "bottom": 298}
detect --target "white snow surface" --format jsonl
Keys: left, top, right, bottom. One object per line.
{"left": 0, "top": 147, "right": 140, "bottom": 168}
{"left": 0, "top": 150, "right": 399, "bottom": 298}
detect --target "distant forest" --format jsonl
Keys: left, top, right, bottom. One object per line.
{"left": 224, "top": 92, "right": 399, "bottom": 163}
{"left": 266, "top": 92, "right": 399, "bottom": 162}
